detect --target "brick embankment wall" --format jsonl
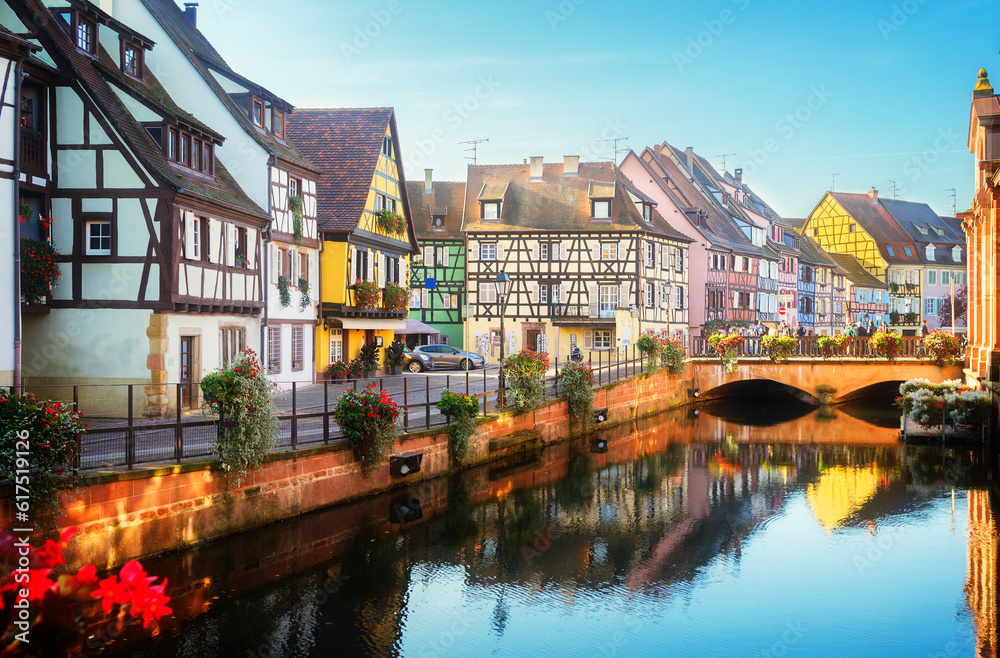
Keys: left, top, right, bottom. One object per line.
{"left": 8, "top": 366, "right": 694, "bottom": 570}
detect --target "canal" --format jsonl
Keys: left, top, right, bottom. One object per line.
{"left": 102, "top": 389, "right": 998, "bottom": 657}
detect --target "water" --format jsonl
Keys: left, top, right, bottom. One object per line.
{"left": 102, "top": 394, "right": 998, "bottom": 658}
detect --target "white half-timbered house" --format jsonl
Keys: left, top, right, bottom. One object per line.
{"left": 114, "top": 0, "right": 322, "bottom": 386}
{"left": 2, "top": 0, "right": 270, "bottom": 416}
{"left": 463, "top": 157, "right": 691, "bottom": 363}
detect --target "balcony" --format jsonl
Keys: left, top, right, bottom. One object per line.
{"left": 20, "top": 127, "right": 46, "bottom": 177}
{"left": 551, "top": 303, "right": 616, "bottom": 325}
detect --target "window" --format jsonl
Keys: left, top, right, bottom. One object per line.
{"left": 481, "top": 243, "right": 497, "bottom": 260}
{"left": 185, "top": 216, "right": 201, "bottom": 260}
{"left": 122, "top": 43, "right": 142, "bottom": 78}
{"left": 918, "top": 226, "right": 928, "bottom": 235}
{"left": 941, "top": 271, "right": 951, "bottom": 286}
{"left": 76, "top": 16, "right": 95, "bottom": 53}
{"left": 924, "top": 298, "right": 936, "bottom": 315}
{"left": 642, "top": 203, "right": 652, "bottom": 223}
{"left": 382, "top": 136, "right": 393, "bottom": 157}
{"left": 675, "top": 287, "right": 685, "bottom": 310}
{"left": 952, "top": 246, "right": 962, "bottom": 261}
{"left": 220, "top": 327, "right": 246, "bottom": 367}
{"left": 645, "top": 283, "right": 654, "bottom": 307}
{"left": 273, "top": 110, "right": 284, "bottom": 139}
{"left": 86, "top": 220, "right": 111, "bottom": 255}
{"left": 237, "top": 227, "right": 249, "bottom": 268}
{"left": 180, "top": 134, "right": 189, "bottom": 165}
{"left": 168, "top": 129, "right": 177, "bottom": 161}
{"left": 886, "top": 246, "right": 894, "bottom": 257}
{"left": 551, "top": 285, "right": 561, "bottom": 304}
{"left": 539, "top": 285, "right": 548, "bottom": 304}
{"left": 299, "top": 251, "right": 308, "bottom": 281}
{"left": 772, "top": 226, "right": 783, "bottom": 242}
{"left": 289, "top": 178, "right": 300, "bottom": 199}
{"left": 191, "top": 139, "right": 200, "bottom": 170}
{"left": 410, "top": 289, "right": 422, "bottom": 308}
{"left": 478, "top": 282, "right": 497, "bottom": 304}
{"left": 813, "top": 228, "right": 819, "bottom": 237}
{"left": 201, "top": 143, "right": 213, "bottom": 174}
{"left": 540, "top": 243, "right": 550, "bottom": 261}
{"left": 267, "top": 326, "right": 281, "bottom": 374}
{"left": 329, "top": 329, "right": 343, "bottom": 363}
{"left": 904, "top": 246, "right": 912, "bottom": 257}
{"left": 594, "top": 330, "right": 612, "bottom": 349}
{"left": 432, "top": 215, "right": 445, "bottom": 230}
{"left": 600, "top": 243, "right": 618, "bottom": 260}
{"left": 599, "top": 284, "right": 618, "bottom": 315}
{"left": 482, "top": 202, "right": 499, "bottom": 220}
{"left": 849, "top": 224, "right": 856, "bottom": 233}
{"left": 592, "top": 200, "right": 611, "bottom": 219}
{"left": 251, "top": 98, "right": 264, "bottom": 127}
{"left": 928, "top": 270, "right": 937, "bottom": 285}
{"left": 291, "top": 326, "right": 304, "bottom": 371}
{"left": 645, "top": 243, "right": 655, "bottom": 268}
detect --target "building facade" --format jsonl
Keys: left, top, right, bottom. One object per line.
{"left": 826, "top": 253, "right": 890, "bottom": 328}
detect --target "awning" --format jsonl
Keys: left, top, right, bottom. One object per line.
{"left": 396, "top": 318, "right": 441, "bottom": 335}
{"left": 335, "top": 318, "right": 408, "bottom": 331}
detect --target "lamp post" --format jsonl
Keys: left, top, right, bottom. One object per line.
{"left": 494, "top": 269, "right": 510, "bottom": 410}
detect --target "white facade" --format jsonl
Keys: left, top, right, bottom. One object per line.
{"left": 0, "top": 50, "right": 18, "bottom": 387}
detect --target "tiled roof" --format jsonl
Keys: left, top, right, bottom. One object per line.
{"left": 826, "top": 193, "right": 923, "bottom": 266}
{"left": 406, "top": 180, "right": 466, "bottom": 240}
{"left": 138, "top": 0, "right": 317, "bottom": 172}
{"left": 879, "top": 199, "right": 966, "bottom": 266}
{"left": 826, "top": 253, "right": 887, "bottom": 289}
{"left": 285, "top": 108, "right": 395, "bottom": 232}
{"left": 461, "top": 161, "right": 691, "bottom": 242}
{"left": 792, "top": 232, "right": 839, "bottom": 268}
{"left": 11, "top": 0, "right": 268, "bottom": 220}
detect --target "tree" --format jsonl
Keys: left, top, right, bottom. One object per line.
{"left": 937, "top": 283, "right": 967, "bottom": 328}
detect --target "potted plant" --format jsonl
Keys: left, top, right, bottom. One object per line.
{"left": 327, "top": 360, "right": 349, "bottom": 381}
{"left": 761, "top": 334, "right": 797, "bottom": 364}
{"left": 385, "top": 340, "right": 406, "bottom": 375}
{"left": 502, "top": 347, "right": 549, "bottom": 412}
{"left": 923, "top": 330, "right": 964, "bottom": 367}
{"left": 354, "top": 279, "right": 380, "bottom": 309}
{"left": 817, "top": 333, "right": 849, "bottom": 359}
{"left": 348, "top": 357, "right": 365, "bottom": 379}
{"left": 437, "top": 390, "right": 480, "bottom": 463}
{"left": 658, "top": 336, "right": 687, "bottom": 375}
{"left": 707, "top": 333, "right": 743, "bottom": 373}
{"left": 556, "top": 360, "right": 595, "bottom": 429}
{"left": 375, "top": 209, "right": 406, "bottom": 236}
{"left": 20, "top": 237, "right": 61, "bottom": 305}
{"left": 358, "top": 341, "right": 380, "bottom": 377}
{"left": 382, "top": 283, "right": 409, "bottom": 311}
{"left": 332, "top": 382, "right": 400, "bottom": 474}
{"left": 636, "top": 334, "right": 661, "bottom": 375}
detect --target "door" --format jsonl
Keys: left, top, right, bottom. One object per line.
{"left": 599, "top": 285, "right": 618, "bottom": 318}
{"left": 526, "top": 330, "right": 540, "bottom": 351}
{"left": 180, "top": 336, "right": 195, "bottom": 410}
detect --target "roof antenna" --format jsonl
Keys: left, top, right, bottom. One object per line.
{"left": 597, "top": 137, "right": 630, "bottom": 164}
{"left": 826, "top": 172, "right": 840, "bottom": 192}
{"left": 888, "top": 180, "right": 899, "bottom": 200}
{"left": 709, "top": 153, "right": 737, "bottom": 173}
{"left": 944, "top": 188, "right": 957, "bottom": 216}
{"left": 459, "top": 138, "right": 489, "bottom": 165}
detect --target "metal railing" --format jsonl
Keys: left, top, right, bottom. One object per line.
{"left": 689, "top": 335, "right": 927, "bottom": 359}
{"left": 10, "top": 350, "right": 646, "bottom": 472}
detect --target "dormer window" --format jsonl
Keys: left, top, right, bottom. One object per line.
{"left": 772, "top": 226, "right": 783, "bottom": 242}
{"left": 167, "top": 129, "right": 177, "bottom": 160}
{"left": 917, "top": 226, "right": 928, "bottom": 235}
{"left": 933, "top": 226, "right": 944, "bottom": 236}
{"left": 642, "top": 203, "right": 652, "bottom": 223}
{"left": 925, "top": 244, "right": 935, "bottom": 260}
{"left": 179, "top": 134, "right": 190, "bottom": 165}
{"left": 952, "top": 246, "right": 962, "bottom": 261}
{"left": 273, "top": 110, "right": 284, "bottom": 138}
{"left": 482, "top": 202, "right": 500, "bottom": 220}
{"left": 121, "top": 40, "right": 144, "bottom": 79}
{"left": 157, "top": 122, "right": 215, "bottom": 175}
{"left": 76, "top": 15, "right": 96, "bottom": 54}
{"left": 903, "top": 246, "right": 912, "bottom": 257}
{"left": 592, "top": 200, "right": 611, "bottom": 219}
{"left": 432, "top": 215, "right": 445, "bottom": 230}
{"left": 252, "top": 98, "right": 264, "bottom": 127}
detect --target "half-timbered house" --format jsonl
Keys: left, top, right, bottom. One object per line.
{"left": 405, "top": 171, "right": 467, "bottom": 348}
{"left": 463, "top": 157, "right": 691, "bottom": 362}
{"left": 771, "top": 221, "right": 800, "bottom": 328}
{"left": 803, "top": 189, "right": 925, "bottom": 334}
{"left": 121, "top": 0, "right": 322, "bottom": 385}
{"left": 826, "top": 253, "right": 890, "bottom": 328}
{"left": 2, "top": 0, "right": 270, "bottom": 415}
{"left": 286, "top": 108, "right": 418, "bottom": 376}
{"left": 621, "top": 144, "right": 772, "bottom": 335}
{"left": 792, "top": 232, "right": 841, "bottom": 335}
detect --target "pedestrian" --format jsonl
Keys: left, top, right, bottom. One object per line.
{"left": 796, "top": 324, "right": 806, "bottom": 338}
{"left": 920, "top": 320, "right": 929, "bottom": 336}
{"left": 856, "top": 323, "right": 867, "bottom": 337}
{"left": 845, "top": 323, "right": 855, "bottom": 337}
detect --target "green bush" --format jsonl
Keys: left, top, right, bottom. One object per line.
{"left": 332, "top": 383, "right": 399, "bottom": 474}
{"left": 437, "top": 390, "right": 480, "bottom": 464}
{"left": 557, "top": 360, "right": 594, "bottom": 429}
{"left": 200, "top": 349, "right": 278, "bottom": 485}
{"left": 503, "top": 348, "right": 549, "bottom": 412}
{"left": 0, "top": 391, "right": 85, "bottom": 527}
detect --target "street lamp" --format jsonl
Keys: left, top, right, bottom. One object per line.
{"left": 494, "top": 269, "right": 511, "bottom": 410}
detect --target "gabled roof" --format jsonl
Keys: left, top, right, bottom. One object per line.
{"left": 138, "top": 0, "right": 317, "bottom": 173}
{"left": 286, "top": 108, "right": 412, "bottom": 236}
{"left": 878, "top": 199, "right": 966, "bottom": 266}
{"left": 10, "top": 0, "right": 267, "bottom": 220}
{"left": 793, "top": 231, "right": 839, "bottom": 269}
{"left": 406, "top": 180, "right": 466, "bottom": 241}
{"left": 826, "top": 253, "right": 888, "bottom": 289}
{"left": 460, "top": 160, "right": 690, "bottom": 241}
{"left": 821, "top": 192, "right": 923, "bottom": 266}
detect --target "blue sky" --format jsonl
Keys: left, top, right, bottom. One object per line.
{"left": 197, "top": 0, "right": 997, "bottom": 218}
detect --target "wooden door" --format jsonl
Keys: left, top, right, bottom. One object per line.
{"left": 526, "top": 330, "right": 540, "bottom": 351}
{"left": 180, "top": 336, "right": 195, "bottom": 410}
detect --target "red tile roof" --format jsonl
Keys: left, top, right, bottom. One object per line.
{"left": 826, "top": 192, "right": 922, "bottom": 265}
{"left": 406, "top": 180, "right": 466, "bottom": 240}
{"left": 286, "top": 108, "right": 395, "bottom": 233}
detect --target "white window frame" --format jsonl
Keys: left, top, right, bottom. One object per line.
{"left": 483, "top": 202, "right": 499, "bottom": 220}
{"left": 539, "top": 285, "right": 548, "bottom": 304}
{"left": 600, "top": 243, "right": 618, "bottom": 260}
{"left": 927, "top": 270, "right": 937, "bottom": 286}
{"left": 329, "top": 329, "right": 343, "bottom": 363}
{"left": 593, "top": 200, "right": 611, "bottom": 219}
{"left": 480, "top": 243, "right": 497, "bottom": 261}
{"left": 86, "top": 220, "right": 112, "bottom": 256}
{"left": 593, "top": 330, "right": 612, "bottom": 349}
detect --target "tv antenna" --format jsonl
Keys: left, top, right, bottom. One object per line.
{"left": 710, "top": 153, "right": 737, "bottom": 173}
{"left": 888, "top": 180, "right": 899, "bottom": 200}
{"left": 826, "top": 172, "right": 840, "bottom": 192}
{"left": 459, "top": 138, "right": 489, "bottom": 165}
{"left": 944, "top": 188, "right": 957, "bottom": 216}
{"left": 597, "top": 137, "right": 630, "bottom": 163}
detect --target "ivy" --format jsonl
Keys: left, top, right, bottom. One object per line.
{"left": 557, "top": 361, "right": 594, "bottom": 430}
{"left": 289, "top": 195, "right": 304, "bottom": 246}
{"left": 277, "top": 275, "right": 292, "bottom": 308}
{"left": 297, "top": 276, "right": 310, "bottom": 311}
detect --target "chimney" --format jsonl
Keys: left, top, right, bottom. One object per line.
{"left": 868, "top": 187, "right": 879, "bottom": 204}
{"left": 184, "top": 2, "right": 198, "bottom": 28}
{"left": 734, "top": 168, "right": 743, "bottom": 185}
{"left": 529, "top": 156, "right": 543, "bottom": 181}
{"left": 685, "top": 146, "right": 694, "bottom": 172}
{"left": 424, "top": 168, "right": 433, "bottom": 195}
{"left": 563, "top": 155, "right": 579, "bottom": 177}
{"left": 654, "top": 144, "right": 662, "bottom": 159}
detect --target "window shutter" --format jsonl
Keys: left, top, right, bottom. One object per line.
{"left": 531, "top": 242, "right": 539, "bottom": 261}
{"left": 619, "top": 281, "right": 630, "bottom": 307}
{"left": 562, "top": 240, "right": 570, "bottom": 260}
{"left": 289, "top": 248, "right": 298, "bottom": 280}
{"left": 309, "top": 252, "right": 317, "bottom": 287}
{"left": 592, "top": 243, "right": 600, "bottom": 261}
{"left": 421, "top": 288, "right": 430, "bottom": 308}
{"left": 733, "top": 291, "right": 739, "bottom": 308}
{"left": 224, "top": 224, "right": 235, "bottom": 266}
{"left": 423, "top": 245, "right": 433, "bottom": 265}
{"left": 618, "top": 239, "right": 628, "bottom": 260}
{"left": 651, "top": 244, "right": 657, "bottom": 268}
{"left": 271, "top": 244, "right": 280, "bottom": 284}
{"left": 183, "top": 212, "right": 195, "bottom": 258}
{"left": 377, "top": 253, "right": 386, "bottom": 288}
{"left": 496, "top": 242, "right": 505, "bottom": 262}
{"left": 552, "top": 243, "right": 560, "bottom": 261}
{"left": 587, "top": 282, "right": 598, "bottom": 318}
{"left": 367, "top": 249, "right": 374, "bottom": 281}
{"left": 531, "top": 282, "right": 539, "bottom": 304}
{"left": 559, "top": 282, "right": 568, "bottom": 304}
{"left": 246, "top": 231, "right": 256, "bottom": 269}
{"left": 584, "top": 330, "right": 593, "bottom": 350}
{"left": 443, "top": 246, "right": 450, "bottom": 266}
{"left": 469, "top": 240, "right": 479, "bottom": 261}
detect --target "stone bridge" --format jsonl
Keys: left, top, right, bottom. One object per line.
{"left": 689, "top": 359, "right": 964, "bottom": 404}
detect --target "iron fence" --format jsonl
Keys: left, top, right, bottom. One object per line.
{"left": 689, "top": 335, "right": 929, "bottom": 359}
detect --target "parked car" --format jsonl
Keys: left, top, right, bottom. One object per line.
{"left": 414, "top": 344, "right": 486, "bottom": 370}
{"left": 403, "top": 347, "right": 434, "bottom": 373}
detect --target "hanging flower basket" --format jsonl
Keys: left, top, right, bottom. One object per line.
{"left": 354, "top": 279, "right": 380, "bottom": 309}
{"left": 869, "top": 328, "right": 903, "bottom": 363}
{"left": 923, "top": 330, "right": 964, "bottom": 367}
{"left": 20, "top": 237, "right": 61, "bottom": 304}
{"left": 332, "top": 382, "right": 400, "bottom": 474}
{"left": 817, "top": 334, "right": 849, "bottom": 359}
{"left": 761, "top": 335, "right": 797, "bottom": 363}
{"left": 708, "top": 333, "right": 743, "bottom": 373}
{"left": 375, "top": 210, "right": 406, "bottom": 236}
{"left": 382, "top": 283, "right": 409, "bottom": 311}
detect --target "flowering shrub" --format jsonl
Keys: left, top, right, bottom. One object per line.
{"left": 437, "top": 390, "right": 480, "bottom": 464}
{"left": 923, "top": 330, "right": 964, "bottom": 367}
{"left": 869, "top": 328, "right": 904, "bottom": 363}
{"left": 945, "top": 389, "right": 991, "bottom": 427}
{"left": 375, "top": 210, "right": 406, "bottom": 236}
{"left": 354, "top": 279, "right": 380, "bottom": 309}
{"left": 817, "top": 334, "right": 849, "bottom": 359}
{"left": 0, "top": 392, "right": 85, "bottom": 526}
{"left": 895, "top": 378, "right": 988, "bottom": 428}
{"left": 200, "top": 349, "right": 278, "bottom": 485}
{"left": 503, "top": 348, "right": 549, "bottom": 412}
{"left": 658, "top": 336, "right": 687, "bottom": 375}
{"left": 382, "top": 283, "right": 409, "bottom": 311}
{"left": 332, "top": 383, "right": 399, "bottom": 474}
{"left": 761, "top": 335, "right": 797, "bottom": 364}
{"left": 20, "top": 238, "right": 60, "bottom": 304}
{"left": 327, "top": 360, "right": 350, "bottom": 379}
{"left": 557, "top": 360, "right": 594, "bottom": 429}
{"left": 636, "top": 334, "right": 661, "bottom": 375}
{"left": 0, "top": 526, "right": 171, "bottom": 655}
{"left": 708, "top": 333, "right": 743, "bottom": 373}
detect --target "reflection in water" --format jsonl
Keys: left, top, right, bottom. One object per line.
{"left": 108, "top": 400, "right": 998, "bottom": 658}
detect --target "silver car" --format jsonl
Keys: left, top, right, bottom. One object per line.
{"left": 414, "top": 344, "right": 486, "bottom": 370}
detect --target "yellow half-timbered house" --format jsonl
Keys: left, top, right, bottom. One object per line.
{"left": 286, "top": 108, "right": 418, "bottom": 375}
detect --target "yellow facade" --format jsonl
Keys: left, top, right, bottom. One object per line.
{"left": 315, "top": 127, "right": 412, "bottom": 375}
{"left": 804, "top": 195, "right": 888, "bottom": 280}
